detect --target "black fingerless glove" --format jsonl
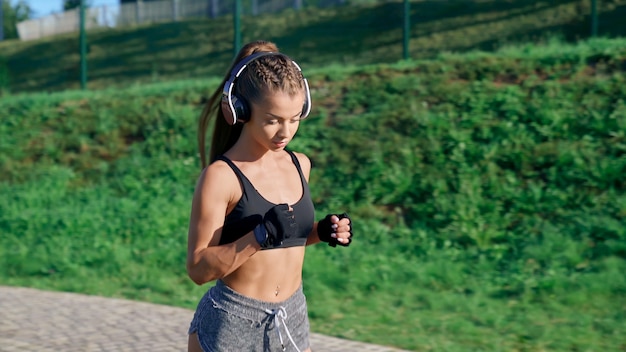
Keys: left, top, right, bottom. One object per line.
{"left": 254, "top": 204, "right": 299, "bottom": 249}
{"left": 317, "top": 213, "right": 352, "bottom": 247}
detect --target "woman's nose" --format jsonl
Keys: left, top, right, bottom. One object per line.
{"left": 278, "top": 121, "right": 290, "bottom": 136}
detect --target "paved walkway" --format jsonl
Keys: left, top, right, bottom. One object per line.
{"left": 0, "top": 286, "right": 410, "bottom": 352}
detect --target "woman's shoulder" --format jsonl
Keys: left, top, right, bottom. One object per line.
{"left": 195, "top": 159, "right": 239, "bottom": 197}
{"left": 287, "top": 150, "right": 309, "bottom": 164}
{"left": 204, "top": 157, "right": 236, "bottom": 176}
{"left": 288, "top": 150, "right": 311, "bottom": 178}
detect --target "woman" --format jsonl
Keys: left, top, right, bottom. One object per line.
{"left": 186, "top": 40, "right": 353, "bottom": 352}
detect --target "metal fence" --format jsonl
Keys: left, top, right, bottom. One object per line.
{"left": 3, "top": 0, "right": 625, "bottom": 94}
{"left": 17, "top": 0, "right": 342, "bottom": 41}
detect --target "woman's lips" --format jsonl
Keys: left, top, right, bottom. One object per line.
{"left": 273, "top": 140, "right": 288, "bottom": 148}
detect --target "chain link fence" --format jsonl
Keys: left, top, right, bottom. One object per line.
{"left": 16, "top": 0, "right": 344, "bottom": 41}
{"left": 1, "top": 0, "right": 625, "bottom": 93}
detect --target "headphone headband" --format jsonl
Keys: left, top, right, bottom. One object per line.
{"left": 221, "top": 52, "right": 311, "bottom": 125}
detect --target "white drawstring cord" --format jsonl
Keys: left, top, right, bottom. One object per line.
{"left": 265, "top": 306, "right": 301, "bottom": 352}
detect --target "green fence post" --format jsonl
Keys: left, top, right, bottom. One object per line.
{"left": 80, "top": 0, "right": 87, "bottom": 90}
{"left": 234, "top": 0, "right": 242, "bottom": 57}
{"left": 0, "top": 0, "right": 4, "bottom": 41}
{"left": 403, "top": 0, "right": 410, "bottom": 60}
{"left": 591, "top": 0, "right": 598, "bottom": 37}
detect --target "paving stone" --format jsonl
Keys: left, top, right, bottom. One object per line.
{"left": 0, "top": 286, "right": 411, "bottom": 352}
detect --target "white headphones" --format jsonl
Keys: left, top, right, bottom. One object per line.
{"left": 220, "top": 52, "right": 311, "bottom": 125}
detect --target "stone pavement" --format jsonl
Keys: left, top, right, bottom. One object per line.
{"left": 0, "top": 286, "right": 411, "bottom": 352}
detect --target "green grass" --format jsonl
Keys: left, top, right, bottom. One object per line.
{"left": 1, "top": 38, "right": 626, "bottom": 351}
{"left": 1, "top": 0, "right": 626, "bottom": 93}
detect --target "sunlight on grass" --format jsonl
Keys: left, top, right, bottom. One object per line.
{"left": 2, "top": 34, "right": 626, "bottom": 351}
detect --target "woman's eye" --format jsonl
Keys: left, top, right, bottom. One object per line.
{"left": 267, "top": 120, "right": 278, "bottom": 125}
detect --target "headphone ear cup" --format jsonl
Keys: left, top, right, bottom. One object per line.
{"left": 232, "top": 95, "right": 251, "bottom": 123}
{"left": 301, "top": 104, "right": 308, "bottom": 119}
{"left": 301, "top": 100, "right": 310, "bottom": 119}
{"left": 221, "top": 98, "right": 236, "bottom": 125}
{"left": 300, "top": 78, "right": 311, "bottom": 119}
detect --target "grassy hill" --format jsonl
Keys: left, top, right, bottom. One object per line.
{"left": 1, "top": 0, "right": 626, "bottom": 93}
{"left": 1, "top": 37, "right": 625, "bottom": 351}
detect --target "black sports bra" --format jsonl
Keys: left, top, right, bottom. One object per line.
{"left": 216, "top": 150, "right": 315, "bottom": 248}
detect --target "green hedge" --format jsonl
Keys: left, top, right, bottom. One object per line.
{"left": 1, "top": 39, "right": 625, "bottom": 350}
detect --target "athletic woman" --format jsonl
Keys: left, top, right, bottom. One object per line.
{"left": 186, "top": 40, "right": 353, "bottom": 352}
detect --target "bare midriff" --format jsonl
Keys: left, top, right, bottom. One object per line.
{"left": 222, "top": 246, "right": 306, "bottom": 302}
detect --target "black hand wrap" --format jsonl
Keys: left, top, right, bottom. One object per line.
{"left": 317, "top": 213, "right": 352, "bottom": 247}
{"left": 254, "top": 203, "right": 299, "bottom": 249}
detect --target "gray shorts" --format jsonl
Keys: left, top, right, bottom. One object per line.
{"left": 188, "top": 280, "right": 310, "bottom": 352}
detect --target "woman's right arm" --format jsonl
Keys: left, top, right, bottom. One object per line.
{"left": 186, "top": 163, "right": 260, "bottom": 286}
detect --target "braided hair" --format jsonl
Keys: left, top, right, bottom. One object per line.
{"left": 197, "top": 41, "right": 307, "bottom": 168}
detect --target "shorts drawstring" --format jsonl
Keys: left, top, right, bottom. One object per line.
{"left": 192, "top": 281, "right": 309, "bottom": 351}
{"left": 265, "top": 306, "right": 301, "bottom": 352}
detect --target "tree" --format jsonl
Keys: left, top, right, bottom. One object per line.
{"left": 2, "top": 0, "right": 32, "bottom": 40}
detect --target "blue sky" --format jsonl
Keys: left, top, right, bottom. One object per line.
{"left": 23, "top": 0, "right": 120, "bottom": 18}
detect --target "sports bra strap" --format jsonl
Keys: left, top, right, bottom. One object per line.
{"left": 216, "top": 152, "right": 308, "bottom": 196}
{"left": 215, "top": 155, "right": 246, "bottom": 179}
{"left": 215, "top": 154, "right": 233, "bottom": 165}
{"left": 285, "top": 150, "right": 307, "bottom": 184}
